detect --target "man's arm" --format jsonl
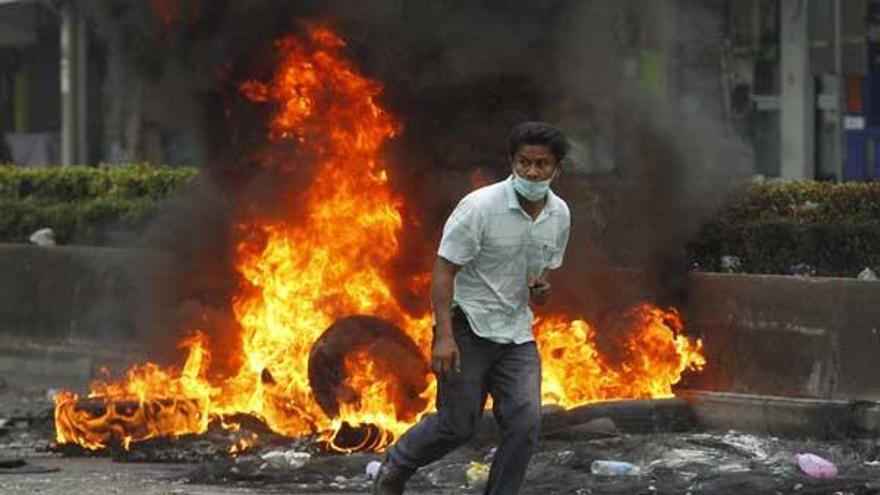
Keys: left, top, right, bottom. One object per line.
{"left": 431, "top": 256, "right": 462, "bottom": 376}
{"left": 433, "top": 195, "right": 483, "bottom": 376}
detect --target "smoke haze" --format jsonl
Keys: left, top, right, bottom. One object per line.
{"left": 80, "top": 0, "right": 751, "bottom": 354}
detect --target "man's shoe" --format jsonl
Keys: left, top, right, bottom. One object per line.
{"left": 373, "top": 459, "right": 412, "bottom": 495}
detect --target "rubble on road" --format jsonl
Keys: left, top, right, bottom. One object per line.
{"left": 4, "top": 386, "right": 880, "bottom": 494}
{"left": 181, "top": 432, "right": 880, "bottom": 494}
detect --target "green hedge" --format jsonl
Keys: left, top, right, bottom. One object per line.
{"left": 716, "top": 182, "right": 880, "bottom": 224}
{"left": 1, "top": 167, "right": 877, "bottom": 276}
{"left": 689, "top": 182, "right": 880, "bottom": 277}
{"left": 0, "top": 164, "right": 198, "bottom": 243}
{"left": 0, "top": 164, "right": 197, "bottom": 202}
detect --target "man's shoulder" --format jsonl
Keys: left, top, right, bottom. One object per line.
{"left": 547, "top": 190, "right": 571, "bottom": 219}
{"left": 459, "top": 179, "right": 509, "bottom": 209}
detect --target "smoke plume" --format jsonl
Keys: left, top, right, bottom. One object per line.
{"left": 80, "top": 0, "right": 751, "bottom": 354}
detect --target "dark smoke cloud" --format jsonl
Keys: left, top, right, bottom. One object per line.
{"left": 80, "top": 0, "right": 750, "bottom": 354}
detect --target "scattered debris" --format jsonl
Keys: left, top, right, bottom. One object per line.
{"left": 544, "top": 417, "right": 621, "bottom": 441}
{"left": 5, "top": 384, "right": 880, "bottom": 494}
{"left": 28, "top": 228, "right": 55, "bottom": 246}
{"left": 465, "top": 461, "right": 489, "bottom": 488}
{"left": 260, "top": 450, "right": 310, "bottom": 469}
{"left": 483, "top": 447, "right": 497, "bottom": 463}
{"left": 799, "top": 200, "right": 820, "bottom": 212}
{"left": 788, "top": 263, "right": 816, "bottom": 277}
{"left": 44, "top": 388, "right": 60, "bottom": 402}
{"left": 591, "top": 460, "right": 641, "bottom": 476}
{"left": 719, "top": 430, "right": 770, "bottom": 460}
{"left": 365, "top": 459, "right": 382, "bottom": 480}
{"left": 646, "top": 446, "right": 718, "bottom": 473}
{"left": 720, "top": 255, "right": 742, "bottom": 273}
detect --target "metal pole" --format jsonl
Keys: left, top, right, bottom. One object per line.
{"left": 13, "top": 68, "right": 27, "bottom": 133}
{"left": 60, "top": 0, "right": 75, "bottom": 166}
{"left": 75, "top": 9, "right": 88, "bottom": 164}
{"left": 833, "top": 0, "right": 844, "bottom": 181}
{"left": 780, "top": 0, "right": 815, "bottom": 180}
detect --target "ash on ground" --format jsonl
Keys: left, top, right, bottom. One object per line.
{"left": 4, "top": 384, "right": 880, "bottom": 494}
{"left": 187, "top": 430, "right": 880, "bottom": 494}
{"left": 0, "top": 382, "right": 57, "bottom": 460}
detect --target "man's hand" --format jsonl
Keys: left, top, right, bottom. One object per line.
{"left": 432, "top": 330, "right": 460, "bottom": 378}
{"left": 431, "top": 256, "right": 462, "bottom": 378}
{"left": 529, "top": 279, "right": 552, "bottom": 305}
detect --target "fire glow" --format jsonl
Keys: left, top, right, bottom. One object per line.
{"left": 53, "top": 26, "right": 705, "bottom": 454}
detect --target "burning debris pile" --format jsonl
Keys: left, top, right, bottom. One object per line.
{"left": 52, "top": 25, "right": 704, "bottom": 456}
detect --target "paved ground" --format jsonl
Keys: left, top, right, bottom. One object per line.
{"left": 4, "top": 386, "right": 880, "bottom": 494}
{"left": 0, "top": 457, "right": 260, "bottom": 495}
{"left": 0, "top": 456, "right": 456, "bottom": 495}
{"left": 3, "top": 439, "right": 880, "bottom": 495}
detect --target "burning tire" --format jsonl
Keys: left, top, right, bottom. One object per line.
{"left": 308, "top": 315, "right": 430, "bottom": 423}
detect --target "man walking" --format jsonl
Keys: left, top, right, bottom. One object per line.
{"left": 374, "top": 121, "right": 571, "bottom": 494}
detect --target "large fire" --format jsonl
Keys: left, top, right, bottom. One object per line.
{"left": 54, "top": 25, "right": 705, "bottom": 453}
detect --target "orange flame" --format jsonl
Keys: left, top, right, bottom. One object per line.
{"left": 536, "top": 305, "right": 705, "bottom": 408}
{"left": 54, "top": 331, "right": 212, "bottom": 449}
{"left": 54, "top": 25, "right": 705, "bottom": 453}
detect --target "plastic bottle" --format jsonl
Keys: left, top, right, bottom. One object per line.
{"left": 590, "top": 460, "right": 641, "bottom": 476}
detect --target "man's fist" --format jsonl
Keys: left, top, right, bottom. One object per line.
{"left": 529, "top": 280, "right": 551, "bottom": 305}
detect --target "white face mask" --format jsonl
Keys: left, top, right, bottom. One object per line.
{"left": 512, "top": 171, "right": 553, "bottom": 201}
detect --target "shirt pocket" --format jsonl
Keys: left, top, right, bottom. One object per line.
{"left": 527, "top": 235, "right": 560, "bottom": 276}
{"left": 480, "top": 234, "right": 525, "bottom": 266}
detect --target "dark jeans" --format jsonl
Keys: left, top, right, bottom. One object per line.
{"left": 387, "top": 307, "right": 542, "bottom": 495}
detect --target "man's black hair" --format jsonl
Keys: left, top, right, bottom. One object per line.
{"left": 508, "top": 121, "right": 569, "bottom": 163}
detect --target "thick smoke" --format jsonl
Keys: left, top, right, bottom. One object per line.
{"left": 80, "top": 0, "right": 750, "bottom": 357}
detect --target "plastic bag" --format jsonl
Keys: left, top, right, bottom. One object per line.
{"left": 796, "top": 453, "right": 837, "bottom": 479}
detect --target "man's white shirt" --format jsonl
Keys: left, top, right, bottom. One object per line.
{"left": 437, "top": 176, "right": 571, "bottom": 344}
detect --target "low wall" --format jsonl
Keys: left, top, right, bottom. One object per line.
{"left": 686, "top": 272, "right": 880, "bottom": 401}
{"left": 0, "top": 243, "right": 181, "bottom": 389}
{"left": 0, "top": 243, "right": 182, "bottom": 342}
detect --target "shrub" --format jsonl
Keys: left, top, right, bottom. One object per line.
{"left": 0, "top": 164, "right": 198, "bottom": 243}
{"left": 689, "top": 181, "right": 880, "bottom": 277}
{"left": 0, "top": 164, "right": 197, "bottom": 202}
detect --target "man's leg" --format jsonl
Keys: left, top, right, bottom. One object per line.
{"left": 484, "top": 341, "right": 542, "bottom": 495}
{"left": 385, "top": 310, "right": 493, "bottom": 473}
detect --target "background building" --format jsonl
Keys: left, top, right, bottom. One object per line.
{"left": 1, "top": 0, "right": 879, "bottom": 182}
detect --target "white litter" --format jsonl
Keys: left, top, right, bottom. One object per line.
{"left": 28, "top": 228, "right": 55, "bottom": 246}
{"left": 720, "top": 255, "right": 742, "bottom": 273}
{"left": 260, "top": 450, "right": 310, "bottom": 469}
{"left": 365, "top": 460, "right": 382, "bottom": 480}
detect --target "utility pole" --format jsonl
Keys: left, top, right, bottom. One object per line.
{"left": 60, "top": 0, "right": 87, "bottom": 166}
{"left": 60, "top": 0, "right": 74, "bottom": 166}
{"left": 76, "top": 2, "right": 88, "bottom": 165}
{"left": 779, "top": 0, "right": 815, "bottom": 180}
{"left": 833, "top": 0, "right": 844, "bottom": 181}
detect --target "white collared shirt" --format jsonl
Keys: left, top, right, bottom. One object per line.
{"left": 437, "top": 176, "right": 571, "bottom": 344}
